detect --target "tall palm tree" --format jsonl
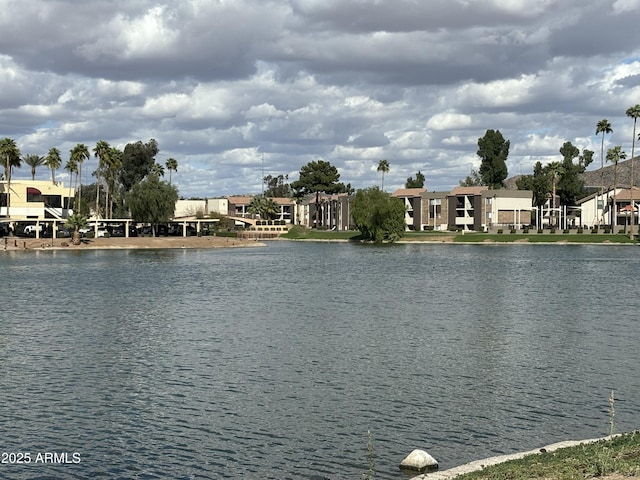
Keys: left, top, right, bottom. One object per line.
{"left": 596, "top": 119, "right": 613, "bottom": 225}
{"left": 70, "top": 143, "right": 90, "bottom": 212}
{"left": 103, "top": 146, "right": 122, "bottom": 219}
{"left": 23, "top": 154, "right": 45, "bottom": 180}
{"left": 546, "top": 161, "right": 564, "bottom": 227}
{"left": 377, "top": 159, "right": 390, "bottom": 191}
{"left": 0, "top": 137, "right": 21, "bottom": 218}
{"left": 626, "top": 105, "right": 640, "bottom": 238}
{"left": 166, "top": 157, "right": 178, "bottom": 184}
{"left": 606, "top": 146, "right": 626, "bottom": 229}
{"left": 44, "top": 147, "right": 62, "bottom": 184}
{"left": 64, "top": 157, "right": 78, "bottom": 211}
{"left": 93, "top": 140, "right": 111, "bottom": 219}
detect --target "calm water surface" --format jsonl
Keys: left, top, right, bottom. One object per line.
{"left": 1, "top": 242, "right": 640, "bottom": 479}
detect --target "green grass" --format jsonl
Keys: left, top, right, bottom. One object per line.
{"left": 280, "top": 225, "right": 362, "bottom": 241}
{"left": 279, "top": 227, "right": 637, "bottom": 244}
{"left": 457, "top": 432, "right": 640, "bottom": 480}
{"left": 454, "top": 233, "right": 637, "bottom": 244}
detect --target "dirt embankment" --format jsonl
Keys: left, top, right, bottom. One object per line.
{"left": 1, "top": 235, "right": 264, "bottom": 251}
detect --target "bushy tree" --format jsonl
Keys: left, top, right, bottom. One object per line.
{"left": 351, "top": 187, "right": 406, "bottom": 243}
{"left": 291, "top": 160, "right": 348, "bottom": 228}
{"left": 405, "top": 171, "right": 425, "bottom": 188}
{"left": 126, "top": 175, "right": 178, "bottom": 236}
{"left": 516, "top": 161, "right": 550, "bottom": 208}
{"left": 477, "top": 130, "right": 509, "bottom": 189}
{"left": 264, "top": 174, "right": 291, "bottom": 197}
{"left": 459, "top": 168, "right": 484, "bottom": 187}
{"left": 556, "top": 141, "right": 593, "bottom": 206}
{"left": 119, "top": 139, "right": 159, "bottom": 192}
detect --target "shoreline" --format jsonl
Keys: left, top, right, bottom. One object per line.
{"left": 2, "top": 234, "right": 637, "bottom": 251}
{"left": 418, "top": 434, "right": 635, "bottom": 480}
{"left": 1, "top": 235, "right": 265, "bottom": 251}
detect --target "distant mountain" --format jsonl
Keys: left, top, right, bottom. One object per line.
{"left": 504, "top": 156, "right": 640, "bottom": 191}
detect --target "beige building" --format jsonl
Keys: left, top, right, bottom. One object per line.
{"left": 0, "top": 179, "right": 74, "bottom": 220}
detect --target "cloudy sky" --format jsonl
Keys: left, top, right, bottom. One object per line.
{"left": 1, "top": 0, "right": 640, "bottom": 198}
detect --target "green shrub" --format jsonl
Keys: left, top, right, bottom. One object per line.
{"left": 510, "top": 228, "right": 516, "bottom": 234}
{"left": 86, "top": 231, "right": 95, "bottom": 238}
{"left": 537, "top": 229, "right": 543, "bottom": 234}
{"left": 550, "top": 228, "right": 556, "bottom": 234}
{"left": 497, "top": 229, "right": 503, "bottom": 234}
{"left": 604, "top": 228, "right": 611, "bottom": 234}
{"left": 563, "top": 229, "right": 569, "bottom": 234}
{"left": 577, "top": 228, "right": 584, "bottom": 233}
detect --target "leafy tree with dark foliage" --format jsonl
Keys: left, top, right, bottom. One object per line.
{"left": 351, "top": 187, "right": 406, "bottom": 243}
{"left": 459, "top": 168, "right": 484, "bottom": 187}
{"left": 556, "top": 141, "right": 593, "bottom": 206}
{"left": 516, "top": 161, "right": 550, "bottom": 208}
{"left": 477, "top": 129, "right": 509, "bottom": 189}
{"left": 127, "top": 174, "right": 178, "bottom": 237}
{"left": 405, "top": 170, "right": 425, "bottom": 188}
{"left": 119, "top": 139, "right": 159, "bottom": 193}
{"left": 290, "top": 160, "right": 348, "bottom": 228}
{"left": 263, "top": 174, "right": 291, "bottom": 197}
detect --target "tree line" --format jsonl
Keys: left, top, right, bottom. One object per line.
{"left": 0, "top": 137, "right": 179, "bottom": 232}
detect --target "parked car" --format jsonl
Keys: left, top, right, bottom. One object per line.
{"left": 57, "top": 228, "right": 72, "bottom": 238}
{"left": 109, "top": 225, "right": 126, "bottom": 237}
{"left": 21, "top": 224, "right": 44, "bottom": 237}
{"left": 157, "top": 224, "right": 169, "bottom": 236}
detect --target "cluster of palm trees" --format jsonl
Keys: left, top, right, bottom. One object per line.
{"left": 595, "top": 104, "right": 640, "bottom": 234}
{"left": 1, "top": 137, "right": 179, "bottom": 220}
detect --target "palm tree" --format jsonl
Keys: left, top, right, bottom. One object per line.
{"left": 64, "top": 157, "right": 78, "bottom": 211}
{"left": 44, "top": 147, "right": 62, "bottom": 184}
{"left": 150, "top": 162, "right": 165, "bottom": 178}
{"left": 70, "top": 143, "right": 90, "bottom": 212}
{"left": 377, "top": 159, "right": 390, "bottom": 191}
{"left": 23, "top": 154, "right": 45, "bottom": 180}
{"left": 596, "top": 119, "right": 613, "bottom": 225}
{"left": 103, "top": 146, "right": 122, "bottom": 219}
{"left": 626, "top": 105, "right": 640, "bottom": 238}
{"left": 166, "top": 158, "right": 178, "bottom": 184}
{"left": 546, "top": 161, "right": 564, "bottom": 227}
{"left": 93, "top": 140, "right": 111, "bottom": 219}
{"left": 606, "top": 146, "right": 626, "bottom": 229}
{"left": 65, "top": 212, "right": 87, "bottom": 245}
{"left": 0, "top": 137, "right": 22, "bottom": 218}
{"left": 248, "top": 196, "right": 280, "bottom": 220}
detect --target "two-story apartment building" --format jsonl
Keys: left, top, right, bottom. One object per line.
{"left": 391, "top": 188, "right": 426, "bottom": 231}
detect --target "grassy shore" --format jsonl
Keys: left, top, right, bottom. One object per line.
{"left": 433, "top": 432, "right": 640, "bottom": 480}
{"left": 280, "top": 227, "right": 638, "bottom": 244}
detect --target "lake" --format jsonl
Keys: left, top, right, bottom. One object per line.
{"left": 1, "top": 241, "right": 639, "bottom": 479}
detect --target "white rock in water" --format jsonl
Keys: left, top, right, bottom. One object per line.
{"left": 399, "top": 449, "right": 439, "bottom": 472}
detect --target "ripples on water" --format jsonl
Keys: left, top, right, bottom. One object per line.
{"left": 1, "top": 243, "right": 639, "bottom": 479}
